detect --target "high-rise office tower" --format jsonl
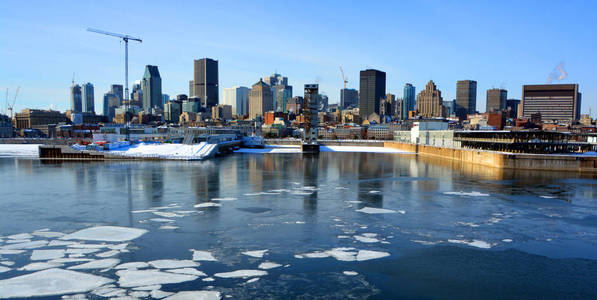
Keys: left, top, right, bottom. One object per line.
{"left": 190, "top": 58, "right": 218, "bottom": 108}
{"left": 275, "top": 85, "right": 293, "bottom": 112}
{"left": 416, "top": 80, "right": 444, "bottom": 118}
{"left": 162, "top": 94, "right": 170, "bottom": 106}
{"left": 81, "top": 82, "right": 94, "bottom": 113}
{"left": 141, "top": 65, "right": 162, "bottom": 112}
{"left": 520, "top": 84, "right": 581, "bottom": 121}
{"left": 443, "top": 100, "right": 455, "bottom": 116}
{"left": 486, "top": 88, "right": 507, "bottom": 113}
{"left": 402, "top": 83, "right": 416, "bottom": 120}
{"left": 111, "top": 84, "right": 124, "bottom": 102}
{"left": 505, "top": 99, "right": 521, "bottom": 118}
{"left": 304, "top": 84, "right": 319, "bottom": 144}
{"left": 103, "top": 92, "right": 120, "bottom": 121}
{"left": 455, "top": 80, "right": 477, "bottom": 119}
{"left": 249, "top": 79, "right": 273, "bottom": 119}
{"left": 71, "top": 84, "right": 82, "bottom": 113}
{"left": 340, "top": 88, "right": 358, "bottom": 109}
{"left": 359, "top": 69, "right": 386, "bottom": 120}
{"left": 222, "top": 86, "right": 250, "bottom": 116}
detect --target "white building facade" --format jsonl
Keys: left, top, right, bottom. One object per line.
{"left": 222, "top": 86, "right": 250, "bottom": 116}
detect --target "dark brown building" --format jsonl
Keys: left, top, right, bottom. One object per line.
{"left": 521, "top": 84, "right": 581, "bottom": 122}
{"left": 14, "top": 109, "right": 68, "bottom": 129}
{"left": 486, "top": 89, "right": 507, "bottom": 113}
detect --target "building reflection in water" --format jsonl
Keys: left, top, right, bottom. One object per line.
{"left": 357, "top": 153, "right": 384, "bottom": 208}
{"left": 192, "top": 162, "right": 219, "bottom": 207}
{"left": 139, "top": 164, "right": 164, "bottom": 206}
{"left": 302, "top": 154, "right": 319, "bottom": 213}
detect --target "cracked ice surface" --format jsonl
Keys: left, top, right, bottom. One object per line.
{"left": 61, "top": 226, "right": 148, "bottom": 242}
{"left": 0, "top": 268, "right": 113, "bottom": 298}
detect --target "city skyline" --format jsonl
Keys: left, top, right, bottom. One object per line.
{"left": 1, "top": 1, "right": 596, "bottom": 115}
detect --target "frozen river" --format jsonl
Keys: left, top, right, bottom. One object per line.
{"left": 1, "top": 147, "right": 597, "bottom": 299}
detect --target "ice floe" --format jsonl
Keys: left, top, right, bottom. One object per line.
{"left": 31, "top": 249, "right": 65, "bottom": 260}
{"left": 194, "top": 202, "right": 222, "bottom": 208}
{"left": 0, "top": 268, "right": 113, "bottom": 298}
{"left": 214, "top": 269, "right": 268, "bottom": 278}
{"left": 150, "top": 218, "right": 175, "bottom": 223}
{"left": 258, "top": 262, "right": 282, "bottom": 269}
{"left": 151, "top": 289, "right": 174, "bottom": 298}
{"left": 6, "top": 233, "right": 33, "bottom": 240}
{"left": 96, "top": 250, "right": 120, "bottom": 258}
{"left": 356, "top": 250, "right": 390, "bottom": 261}
{"left": 92, "top": 286, "right": 127, "bottom": 297}
{"left": 191, "top": 250, "right": 218, "bottom": 261}
{"left": 66, "top": 248, "right": 101, "bottom": 255}
{"left": 19, "top": 262, "right": 65, "bottom": 271}
{"left": 48, "top": 240, "right": 78, "bottom": 247}
{"left": 0, "top": 261, "right": 14, "bottom": 266}
{"left": 153, "top": 211, "right": 183, "bottom": 218}
{"left": 502, "top": 238, "right": 513, "bottom": 243}
{"left": 211, "top": 197, "right": 237, "bottom": 201}
{"left": 0, "top": 250, "right": 25, "bottom": 255}
{"left": 116, "top": 269, "right": 199, "bottom": 287}
{"left": 0, "top": 266, "right": 10, "bottom": 273}
{"left": 68, "top": 258, "right": 120, "bottom": 270}
{"left": 354, "top": 235, "right": 380, "bottom": 243}
{"left": 448, "top": 239, "right": 492, "bottom": 249}
{"left": 343, "top": 271, "right": 358, "bottom": 276}
{"left": 132, "top": 284, "right": 161, "bottom": 290}
{"left": 164, "top": 291, "right": 221, "bottom": 300}
{"left": 165, "top": 268, "right": 207, "bottom": 276}
{"left": 443, "top": 191, "right": 490, "bottom": 197}
{"left": 246, "top": 277, "right": 260, "bottom": 283}
{"left": 202, "top": 277, "right": 215, "bottom": 282}
{"left": 149, "top": 259, "right": 199, "bottom": 269}
{"left": 356, "top": 207, "right": 397, "bottom": 214}
{"left": 242, "top": 249, "right": 268, "bottom": 258}
{"left": 159, "top": 225, "right": 179, "bottom": 230}
{"left": 0, "top": 240, "right": 48, "bottom": 250}
{"left": 115, "top": 262, "right": 150, "bottom": 270}
{"left": 61, "top": 226, "right": 147, "bottom": 242}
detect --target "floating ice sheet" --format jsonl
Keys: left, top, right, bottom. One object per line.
{"left": 61, "top": 226, "right": 147, "bottom": 242}
{"left": 343, "top": 271, "right": 358, "bottom": 276}
{"left": 18, "top": 262, "right": 64, "bottom": 271}
{"left": 31, "top": 249, "right": 65, "bottom": 260}
{"left": 0, "top": 266, "right": 10, "bottom": 273}
{"left": 153, "top": 211, "right": 183, "bottom": 218}
{"left": 242, "top": 249, "right": 268, "bottom": 258}
{"left": 214, "top": 269, "right": 268, "bottom": 278}
{"left": 356, "top": 250, "right": 390, "bottom": 261}
{"left": 115, "top": 262, "right": 150, "bottom": 270}
{"left": 6, "top": 233, "right": 33, "bottom": 240}
{"left": 116, "top": 269, "right": 198, "bottom": 288}
{"left": 356, "top": 207, "right": 397, "bottom": 214}
{"left": 164, "top": 291, "right": 221, "bottom": 300}
{"left": 68, "top": 258, "right": 120, "bottom": 270}
{"left": 150, "top": 218, "right": 175, "bottom": 223}
{"left": 0, "top": 240, "right": 48, "bottom": 250}
{"left": 194, "top": 202, "right": 222, "bottom": 208}
{"left": 159, "top": 225, "right": 179, "bottom": 230}
{"left": 448, "top": 239, "right": 492, "bottom": 249}
{"left": 149, "top": 259, "right": 199, "bottom": 269}
{"left": 211, "top": 197, "right": 237, "bottom": 201}
{"left": 443, "top": 191, "right": 490, "bottom": 197}
{"left": 0, "top": 268, "right": 113, "bottom": 298}
{"left": 96, "top": 250, "right": 120, "bottom": 258}
{"left": 165, "top": 268, "right": 207, "bottom": 276}
{"left": 258, "top": 262, "right": 282, "bottom": 269}
{"left": 354, "top": 235, "right": 380, "bottom": 243}
{"left": 191, "top": 250, "right": 218, "bottom": 261}
{"left": 151, "top": 289, "right": 174, "bottom": 298}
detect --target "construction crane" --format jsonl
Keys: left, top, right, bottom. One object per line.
{"left": 339, "top": 66, "right": 348, "bottom": 89}
{"left": 87, "top": 28, "right": 142, "bottom": 101}
{"left": 87, "top": 28, "right": 142, "bottom": 142}
{"left": 7, "top": 87, "right": 19, "bottom": 119}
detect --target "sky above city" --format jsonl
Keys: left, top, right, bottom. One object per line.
{"left": 1, "top": 0, "right": 596, "bottom": 115}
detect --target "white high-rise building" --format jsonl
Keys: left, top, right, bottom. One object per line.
{"left": 222, "top": 86, "right": 250, "bottom": 116}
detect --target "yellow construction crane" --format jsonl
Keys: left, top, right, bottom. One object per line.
{"left": 339, "top": 66, "right": 348, "bottom": 89}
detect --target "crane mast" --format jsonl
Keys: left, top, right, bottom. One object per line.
{"left": 87, "top": 28, "right": 142, "bottom": 142}
{"left": 339, "top": 66, "right": 348, "bottom": 89}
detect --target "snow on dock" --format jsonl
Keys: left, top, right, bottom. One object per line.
{"left": 108, "top": 142, "right": 217, "bottom": 160}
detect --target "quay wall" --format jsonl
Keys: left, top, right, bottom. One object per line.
{"left": 384, "top": 141, "right": 597, "bottom": 172}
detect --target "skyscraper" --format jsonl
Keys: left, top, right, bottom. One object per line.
{"left": 486, "top": 88, "right": 507, "bottom": 113}
{"left": 141, "top": 65, "right": 162, "bottom": 112}
{"left": 340, "top": 88, "right": 358, "bottom": 109}
{"left": 455, "top": 80, "right": 477, "bottom": 119}
{"left": 190, "top": 58, "right": 218, "bottom": 108}
{"left": 402, "top": 83, "right": 416, "bottom": 120}
{"left": 359, "top": 69, "right": 386, "bottom": 121}
{"left": 81, "top": 83, "right": 94, "bottom": 113}
{"left": 111, "top": 84, "right": 124, "bottom": 102}
{"left": 222, "top": 86, "right": 250, "bottom": 116}
{"left": 521, "top": 84, "right": 581, "bottom": 121}
{"left": 416, "top": 80, "right": 444, "bottom": 118}
{"left": 249, "top": 79, "right": 273, "bottom": 119}
{"left": 71, "top": 84, "right": 82, "bottom": 113}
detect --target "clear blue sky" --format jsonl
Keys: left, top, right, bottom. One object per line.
{"left": 1, "top": 0, "right": 596, "bottom": 116}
